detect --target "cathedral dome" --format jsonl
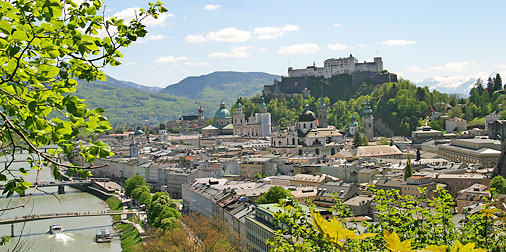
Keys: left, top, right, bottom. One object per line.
{"left": 298, "top": 104, "right": 316, "bottom": 122}
{"left": 214, "top": 100, "right": 231, "bottom": 119}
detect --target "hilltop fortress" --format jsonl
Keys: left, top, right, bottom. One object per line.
{"left": 288, "top": 54, "right": 383, "bottom": 78}
{"left": 264, "top": 55, "right": 397, "bottom": 101}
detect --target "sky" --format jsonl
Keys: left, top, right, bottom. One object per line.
{"left": 100, "top": 0, "right": 506, "bottom": 88}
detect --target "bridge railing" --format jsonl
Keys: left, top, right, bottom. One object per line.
{"left": 0, "top": 210, "right": 137, "bottom": 221}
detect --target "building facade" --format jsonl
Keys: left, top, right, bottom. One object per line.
{"left": 287, "top": 55, "right": 383, "bottom": 79}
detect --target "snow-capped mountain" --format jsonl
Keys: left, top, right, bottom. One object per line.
{"left": 414, "top": 72, "right": 500, "bottom": 96}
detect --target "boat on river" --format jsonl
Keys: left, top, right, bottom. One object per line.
{"left": 49, "top": 224, "right": 63, "bottom": 234}
{"left": 95, "top": 229, "right": 111, "bottom": 243}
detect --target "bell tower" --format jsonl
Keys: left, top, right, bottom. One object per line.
{"left": 318, "top": 86, "right": 328, "bottom": 128}
{"left": 363, "top": 98, "right": 374, "bottom": 140}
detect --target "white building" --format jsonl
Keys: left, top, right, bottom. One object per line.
{"left": 233, "top": 99, "right": 271, "bottom": 137}
{"left": 288, "top": 55, "right": 383, "bottom": 79}
{"left": 445, "top": 117, "right": 467, "bottom": 132}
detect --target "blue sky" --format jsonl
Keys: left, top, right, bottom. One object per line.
{"left": 100, "top": 0, "right": 506, "bottom": 88}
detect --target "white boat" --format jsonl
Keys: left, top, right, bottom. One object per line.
{"left": 95, "top": 229, "right": 111, "bottom": 243}
{"left": 49, "top": 224, "right": 63, "bottom": 234}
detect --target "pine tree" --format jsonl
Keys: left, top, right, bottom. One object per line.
{"left": 362, "top": 135, "right": 369, "bottom": 146}
{"left": 494, "top": 73, "right": 503, "bottom": 91}
{"left": 404, "top": 154, "right": 413, "bottom": 181}
{"left": 475, "top": 78, "right": 484, "bottom": 95}
{"left": 487, "top": 77, "right": 495, "bottom": 95}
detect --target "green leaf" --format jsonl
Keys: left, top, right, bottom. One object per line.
{"left": 0, "top": 20, "right": 12, "bottom": 34}
{"left": 12, "top": 30, "right": 29, "bottom": 41}
{"left": 39, "top": 64, "right": 60, "bottom": 78}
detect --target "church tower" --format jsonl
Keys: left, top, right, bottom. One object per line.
{"left": 318, "top": 87, "right": 328, "bottom": 128}
{"left": 259, "top": 97, "right": 267, "bottom": 113}
{"left": 363, "top": 98, "right": 374, "bottom": 140}
{"left": 130, "top": 137, "right": 139, "bottom": 158}
{"left": 233, "top": 101, "right": 246, "bottom": 136}
{"left": 198, "top": 106, "right": 204, "bottom": 120}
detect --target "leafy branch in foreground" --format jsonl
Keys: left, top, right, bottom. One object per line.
{"left": 268, "top": 187, "right": 506, "bottom": 252}
{"left": 0, "top": 0, "right": 167, "bottom": 243}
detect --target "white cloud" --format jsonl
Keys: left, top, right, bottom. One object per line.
{"left": 186, "top": 25, "right": 298, "bottom": 43}
{"left": 204, "top": 4, "right": 222, "bottom": 10}
{"left": 207, "top": 27, "right": 252, "bottom": 42}
{"left": 155, "top": 56, "right": 189, "bottom": 63}
{"left": 253, "top": 24, "right": 299, "bottom": 40}
{"left": 184, "top": 61, "right": 209, "bottom": 66}
{"left": 113, "top": 7, "right": 174, "bottom": 27}
{"left": 258, "top": 48, "right": 268, "bottom": 52}
{"left": 278, "top": 43, "right": 319, "bottom": 55}
{"left": 356, "top": 43, "right": 368, "bottom": 48}
{"left": 432, "top": 61, "right": 471, "bottom": 72}
{"left": 382, "top": 40, "right": 416, "bottom": 46}
{"left": 209, "top": 46, "right": 252, "bottom": 58}
{"left": 136, "top": 34, "right": 166, "bottom": 43}
{"left": 406, "top": 66, "right": 426, "bottom": 73}
{"left": 333, "top": 24, "right": 341, "bottom": 27}
{"left": 493, "top": 64, "right": 506, "bottom": 69}
{"left": 327, "top": 43, "right": 348, "bottom": 51}
{"left": 185, "top": 34, "right": 207, "bottom": 43}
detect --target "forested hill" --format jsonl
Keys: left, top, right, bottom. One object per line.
{"left": 161, "top": 71, "right": 280, "bottom": 105}
{"left": 74, "top": 79, "right": 215, "bottom": 126}
{"left": 237, "top": 79, "right": 461, "bottom": 136}
{"left": 94, "top": 75, "right": 162, "bottom": 92}
{"left": 73, "top": 72, "right": 279, "bottom": 126}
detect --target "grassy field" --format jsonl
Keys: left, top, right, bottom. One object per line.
{"left": 105, "top": 196, "right": 123, "bottom": 222}
{"left": 106, "top": 196, "right": 143, "bottom": 251}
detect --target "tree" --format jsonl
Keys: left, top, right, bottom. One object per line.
{"left": 377, "top": 137, "right": 390, "bottom": 145}
{"left": 0, "top": 0, "right": 166, "bottom": 246}
{"left": 475, "top": 78, "right": 484, "bottom": 95}
{"left": 404, "top": 154, "right": 413, "bottom": 181}
{"left": 362, "top": 135, "right": 369, "bottom": 146}
{"left": 495, "top": 73, "right": 503, "bottom": 91}
{"left": 487, "top": 77, "right": 495, "bottom": 95}
{"left": 147, "top": 192, "right": 180, "bottom": 229}
{"left": 256, "top": 186, "right": 291, "bottom": 204}
{"left": 491, "top": 175, "right": 506, "bottom": 194}
{"left": 268, "top": 187, "right": 506, "bottom": 251}
{"left": 124, "top": 175, "right": 147, "bottom": 197}
{"left": 353, "top": 131, "right": 363, "bottom": 148}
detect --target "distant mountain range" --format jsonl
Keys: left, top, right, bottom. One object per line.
{"left": 414, "top": 72, "right": 500, "bottom": 97}
{"left": 74, "top": 71, "right": 280, "bottom": 126}
{"left": 94, "top": 75, "right": 162, "bottom": 93}
{"left": 161, "top": 71, "right": 280, "bottom": 105}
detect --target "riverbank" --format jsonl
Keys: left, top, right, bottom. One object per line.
{"left": 105, "top": 196, "right": 143, "bottom": 252}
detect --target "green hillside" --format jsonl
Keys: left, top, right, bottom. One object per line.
{"left": 161, "top": 71, "right": 279, "bottom": 105}
{"left": 74, "top": 81, "right": 213, "bottom": 126}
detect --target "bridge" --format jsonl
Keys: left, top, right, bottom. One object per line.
{"left": 1, "top": 210, "right": 138, "bottom": 237}
{"left": 0, "top": 180, "right": 93, "bottom": 196}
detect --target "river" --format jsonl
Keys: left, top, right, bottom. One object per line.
{"left": 0, "top": 153, "right": 121, "bottom": 252}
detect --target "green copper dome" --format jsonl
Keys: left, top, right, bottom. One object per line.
{"left": 349, "top": 114, "right": 358, "bottom": 127}
{"left": 215, "top": 100, "right": 231, "bottom": 119}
